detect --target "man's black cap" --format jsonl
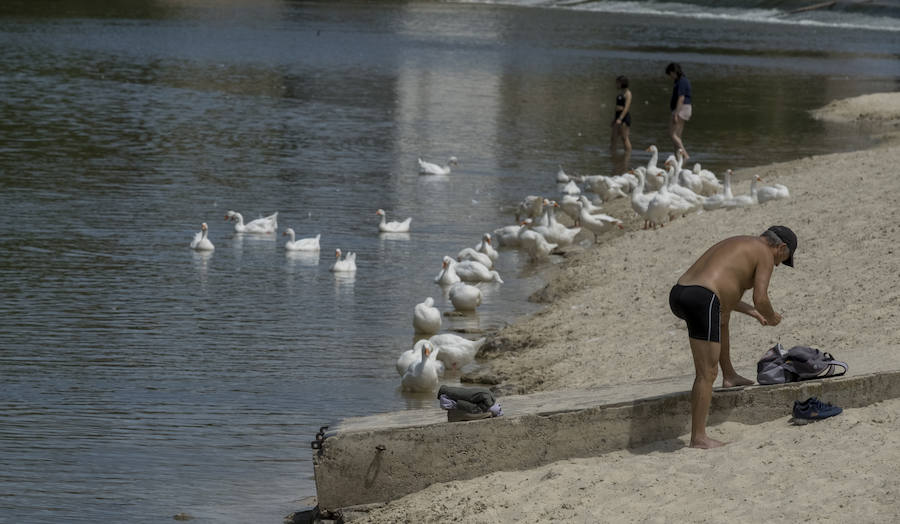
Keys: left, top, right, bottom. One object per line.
{"left": 768, "top": 225, "right": 797, "bottom": 267}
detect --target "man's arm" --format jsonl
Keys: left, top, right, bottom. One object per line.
{"left": 734, "top": 301, "right": 767, "bottom": 325}
{"left": 751, "top": 253, "right": 781, "bottom": 325}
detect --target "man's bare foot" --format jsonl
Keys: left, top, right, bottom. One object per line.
{"left": 689, "top": 436, "right": 727, "bottom": 449}
{"left": 722, "top": 375, "right": 754, "bottom": 388}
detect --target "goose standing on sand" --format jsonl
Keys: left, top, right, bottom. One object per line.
{"left": 644, "top": 145, "right": 666, "bottom": 190}
{"left": 541, "top": 200, "right": 581, "bottom": 247}
{"left": 398, "top": 340, "right": 444, "bottom": 381}
{"left": 418, "top": 156, "right": 458, "bottom": 175}
{"left": 578, "top": 201, "right": 623, "bottom": 243}
{"left": 756, "top": 176, "right": 790, "bottom": 204}
{"left": 517, "top": 218, "right": 558, "bottom": 260}
{"left": 430, "top": 334, "right": 486, "bottom": 371}
{"left": 631, "top": 169, "right": 655, "bottom": 229}
{"left": 722, "top": 174, "right": 759, "bottom": 209}
{"left": 475, "top": 233, "right": 499, "bottom": 262}
{"left": 646, "top": 172, "right": 674, "bottom": 228}
{"left": 413, "top": 297, "right": 442, "bottom": 335}
{"left": 434, "top": 256, "right": 461, "bottom": 286}
{"left": 702, "top": 169, "right": 734, "bottom": 211}
{"left": 190, "top": 223, "right": 215, "bottom": 251}
{"left": 225, "top": 210, "right": 278, "bottom": 234}
{"left": 691, "top": 161, "right": 723, "bottom": 196}
{"left": 448, "top": 281, "right": 482, "bottom": 312}
{"left": 330, "top": 248, "right": 357, "bottom": 272}
{"left": 283, "top": 228, "right": 320, "bottom": 251}
{"left": 375, "top": 209, "right": 412, "bottom": 233}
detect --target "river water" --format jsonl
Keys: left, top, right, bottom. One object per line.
{"left": 1, "top": 1, "right": 898, "bottom": 522}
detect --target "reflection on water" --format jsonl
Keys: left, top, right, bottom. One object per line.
{"left": 285, "top": 250, "right": 320, "bottom": 267}
{"left": 378, "top": 231, "right": 412, "bottom": 242}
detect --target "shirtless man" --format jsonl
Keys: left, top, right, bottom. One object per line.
{"left": 669, "top": 226, "right": 797, "bottom": 449}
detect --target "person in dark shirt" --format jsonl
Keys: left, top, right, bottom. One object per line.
{"left": 610, "top": 75, "right": 632, "bottom": 152}
{"left": 665, "top": 62, "right": 692, "bottom": 159}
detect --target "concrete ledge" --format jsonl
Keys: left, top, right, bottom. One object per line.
{"left": 312, "top": 371, "right": 900, "bottom": 512}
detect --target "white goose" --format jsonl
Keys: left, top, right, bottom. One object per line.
{"left": 448, "top": 281, "right": 482, "bottom": 311}
{"left": 434, "top": 256, "right": 461, "bottom": 286}
{"left": 396, "top": 340, "right": 445, "bottom": 377}
{"left": 644, "top": 145, "right": 666, "bottom": 191}
{"left": 692, "top": 161, "right": 723, "bottom": 196}
{"left": 401, "top": 342, "right": 443, "bottom": 391}
{"left": 329, "top": 248, "right": 357, "bottom": 272}
{"left": 475, "top": 233, "right": 499, "bottom": 262}
{"left": 375, "top": 209, "right": 412, "bottom": 233}
{"left": 395, "top": 339, "right": 446, "bottom": 377}
{"left": 722, "top": 175, "right": 759, "bottom": 209}
{"left": 225, "top": 210, "right": 278, "bottom": 234}
{"left": 556, "top": 165, "right": 582, "bottom": 184}
{"left": 418, "top": 156, "right": 458, "bottom": 175}
{"left": 630, "top": 169, "right": 656, "bottom": 229}
{"left": 541, "top": 200, "right": 581, "bottom": 247}
{"left": 663, "top": 161, "right": 703, "bottom": 213}
{"left": 413, "top": 297, "right": 442, "bottom": 335}
{"left": 756, "top": 176, "right": 790, "bottom": 204}
{"left": 454, "top": 260, "right": 503, "bottom": 284}
{"left": 457, "top": 247, "right": 493, "bottom": 269}
{"left": 517, "top": 218, "right": 558, "bottom": 260}
{"left": 283, "top": 228, "right": 320, "bottom": 251}
{"left": 430, "top": 334, "right": 486, "bottom": 372}
{"left": 190, "top": 223, "right": 215, "bottom": 251}
{"left": 578, "top": 201, "right": 623, "bottom": 243}
{"left": 515, "top": 195, "right": 544, "bottom": 222}
{"left": 702, "top": 169, "right": 735, "bottom": 211}
{"left": 561, "top": 180, "right": 581, "bottom": 195}
{"left": 646, "top": 172, "right": 674, "bottom": 228}
{"left": 491, "top": 224, "right": 523, "bottom": 248}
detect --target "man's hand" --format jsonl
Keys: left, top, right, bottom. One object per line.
{"left": 749, "top": 309, "right": 767, "bottom": 326}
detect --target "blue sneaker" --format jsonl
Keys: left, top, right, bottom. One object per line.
{"left": 792, "top": 397, "right": 842, "bottom": 423}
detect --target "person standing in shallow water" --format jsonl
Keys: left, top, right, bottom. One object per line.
{"left": 665, "top": 62, "right": 692, "bottom": 159}
{"left": 610, "top": 75, "right": 632, "bottom": 152}
{"left": 669, "top": 226, "right": 798, "bottom": 449}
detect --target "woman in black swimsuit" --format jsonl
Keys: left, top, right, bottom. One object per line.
{"left": 610, "top": 75, "right": 632, "bottom": 152}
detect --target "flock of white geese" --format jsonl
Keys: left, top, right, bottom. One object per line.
{"left": 190, "top": 148, "right": 789, "bottom": 393}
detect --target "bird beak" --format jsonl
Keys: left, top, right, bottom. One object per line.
{"left": 617, "top": 223, "right": 624, "bottom": 229}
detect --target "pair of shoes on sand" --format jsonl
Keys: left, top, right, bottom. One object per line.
{"left": 791, "top": 397, "right": 842, "bottom": 425}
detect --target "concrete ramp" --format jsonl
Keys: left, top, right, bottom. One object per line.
{"left": 312, "top": 371, "right": 900, "bottom": 512}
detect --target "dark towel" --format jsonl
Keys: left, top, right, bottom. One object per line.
{"left": 437, "top": 385, "right": 495, "bottom": 414}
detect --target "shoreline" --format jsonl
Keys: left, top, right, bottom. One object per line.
{"left": 339, "top": 92, "right": 900, "bottom": 521}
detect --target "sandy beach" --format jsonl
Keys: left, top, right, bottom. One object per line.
{"left": 344, "top": 93, "right": 900, "bottom": 522}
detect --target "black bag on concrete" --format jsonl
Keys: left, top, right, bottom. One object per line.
{"left": 757, "top": 343, "right": 848, "bottom": 385}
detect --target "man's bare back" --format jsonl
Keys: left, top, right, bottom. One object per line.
{"left": 677, "top": 235, "right": 778, "bottom": 322}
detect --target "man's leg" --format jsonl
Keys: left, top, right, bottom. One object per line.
{"left": 689, "top": 337, "right": 726, "bottom": 448}
{"left": 718, "top": 312, "right": 754, "bottom": 388}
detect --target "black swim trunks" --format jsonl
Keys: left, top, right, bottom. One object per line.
{"left": 613, "top": 110, "right": 631, "bottom": 127}
{"left": 669, "top": 284, "right": 720, "bottom": 342}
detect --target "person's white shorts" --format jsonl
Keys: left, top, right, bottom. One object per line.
{"left": 676, "top": 104, "right": 692, "bottom": 122}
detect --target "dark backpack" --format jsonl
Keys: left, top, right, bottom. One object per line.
{"left": 757, "top": 343, "right": 848, "bottom": 385}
